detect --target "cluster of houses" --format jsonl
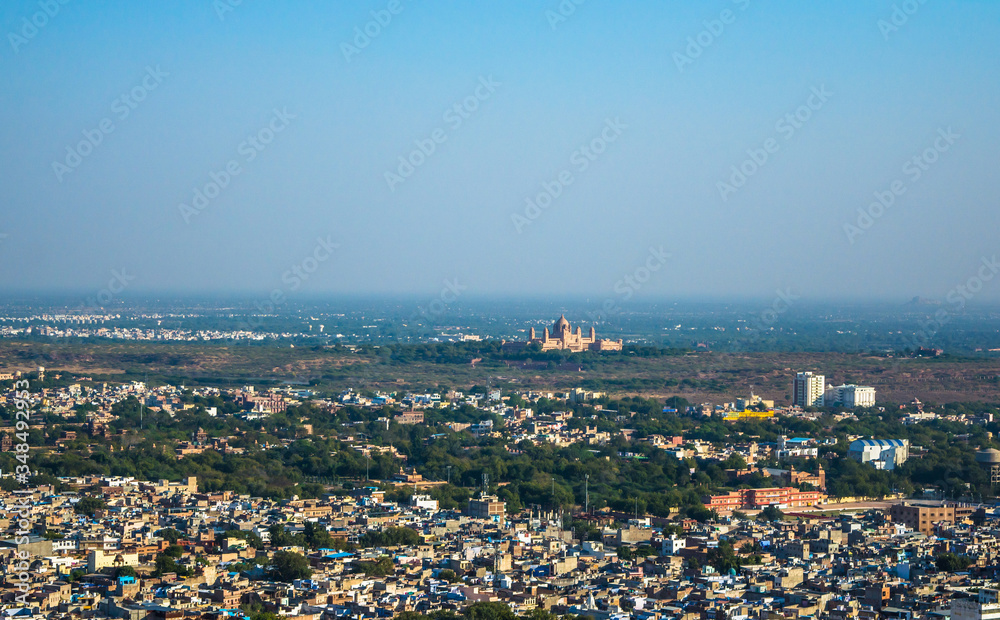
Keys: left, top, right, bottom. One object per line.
{"left": 5, "top": 474, "right": 1000, "bottom": 620}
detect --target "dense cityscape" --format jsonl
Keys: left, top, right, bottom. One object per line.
{"left": 1, "top": 308, "right": 1000, "bottom": 620}
{"left": 5, "top": 2, "right": 999, "bottom": 620}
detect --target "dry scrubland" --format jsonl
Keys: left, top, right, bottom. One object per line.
{"left": 2, "top": 341, "right": 998, "bottom": 405}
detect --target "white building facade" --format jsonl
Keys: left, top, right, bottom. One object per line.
{"left": 848, "top": 439, "right": 909, "bottom": 470}
{"left": 793, "top": 372, "right": 825, "bottom": 407}
{"left": 824, "top": 384, "right": 876, "bottom": 408}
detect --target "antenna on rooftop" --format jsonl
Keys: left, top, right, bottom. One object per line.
{"left": 482, "top": 472, "right": 489, "bottom": 498}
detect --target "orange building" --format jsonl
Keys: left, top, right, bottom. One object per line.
{"left": 703, "top": 487, "right": 826, "bottom": 511}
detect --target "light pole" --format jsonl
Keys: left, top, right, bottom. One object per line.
{"left": 585, "top": 474, "right": 589, "bottom": 514}
{"left": 446, "top": 465, "right": 452, "bottom": 485}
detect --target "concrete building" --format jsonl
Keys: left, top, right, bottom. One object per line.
{"left": 825, "top": 384, "right": 876, "bottom": 408}
{"left": 467, "top": 495, "right": 505, "bottom": 522}
{"left": 0, "top": 536, "right": 53, "bottom": 558}
{"left": 410, "top": 494, "right": 439, "bottom": 511}
{"left": 793, "top": 372, "right": 825, "bottom": 407}
{"left": 888, "top": 501, "right": 975, "bottom": 535}
{"left": 88, "top": 549, "right": 140, "bottom": 573}
{"left": 737, "top": 393, "right": 774, "bottom": 410}
{"left": 140, "top": 476, "right": 199, "bottom": 495}
{"left": 662, "top": 535, "right": 687, "bottom": 555}
{"left": 952, "top": 589, "right": 1000, "bottom": 620}
{"left": 394, "top": 411, "right": 424, "bottom": 425}
{"left": 848, "top": 439, "right": 909, "bottom": 470}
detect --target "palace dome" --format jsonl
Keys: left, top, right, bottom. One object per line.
{"left": 553, "top": 315, "right": 570, "bottom": 332}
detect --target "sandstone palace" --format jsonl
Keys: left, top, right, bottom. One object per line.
{"left": 505, "top": 315, "right": 623, "bottom": 352}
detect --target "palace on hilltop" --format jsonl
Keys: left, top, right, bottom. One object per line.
{"left": 505, "top": 315, "right": 623, "bottom": 353}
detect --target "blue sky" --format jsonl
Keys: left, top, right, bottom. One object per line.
{"left": 1, "top": 0, "right": 998, "bottom": 303}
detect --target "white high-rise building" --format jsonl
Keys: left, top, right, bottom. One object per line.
{"left": 825, "top": 384, "right": 876, "bottom": 408}
{"left": 793, "top": 372, "right": 825, "bottom": 407}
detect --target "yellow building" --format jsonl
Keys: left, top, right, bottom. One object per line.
{"left": 722, "top": 410, "right": 775, "bottom": 422}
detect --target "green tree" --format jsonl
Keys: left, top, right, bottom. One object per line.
{"left": 521, "top": 610, "right": 558, "bottom": 620}
{"left": 154, "top": 554, "right": 191, "bottom": 577}
{"left": 707, "top": 541, "right": 741, "bottom": 574}
{"left": 354, "top": 556, "right": 395, "bottom": 576}
{"left": 759, "top": 505, "right": 784, "bottom": 522}
{"left": 721, "top": 454, "right": 747, "bottom": 470}
{"left": 240, "top": 602, "right": 280, "bottom": 620}
{"left": 74, "top": 497, "right": 106, "bottom": 517}
{"left": 438, "top": 568, "right": 459, "bottom": 583}
{"left": 936, "top": 553, "right": 974, "bottom": 572}
{"left": 163, "top": 544, "right": 184, "bottom": 558}
{"left": 271, "top": 550, "right": 312, "bottom": 581}
{"left": 303, "top": 521, "right": 334, "bottom": 549}
{"left": 268, "top": 524, "right": 305, "bottom": 548}
{"left": 157, "top": 528, "right": 185, "bottom": 544}
{"left": 358, "top": 526, "right": 422, "bottom": 548}
{"left": 463, "top": 602, "right": 517, "bottom": 620}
